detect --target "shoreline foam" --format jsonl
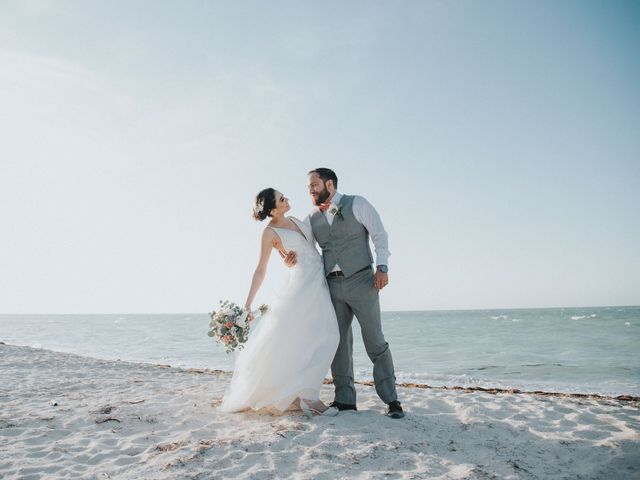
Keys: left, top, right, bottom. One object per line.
{"left": 3, "top": 340, "right": 637, "bottom": 401}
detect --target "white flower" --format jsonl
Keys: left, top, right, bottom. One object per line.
{"left": 237, "top": 311, "right": 249, "bottom": 328}
{"left": 208, "top": 299, "right": 269, "bottom": 353}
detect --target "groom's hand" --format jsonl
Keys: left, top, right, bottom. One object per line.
{"left": 283, "top": 251, "right": 297, "bottom": 267}
{"left": 374, "top": 271, "right": 389, "bottom": 290}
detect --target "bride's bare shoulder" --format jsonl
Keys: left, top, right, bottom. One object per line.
{"left": 262, "top": 225, "right": 277, "bottom": 236}
{"left": 261, "top": 225, "right": 282, "bottom": 245}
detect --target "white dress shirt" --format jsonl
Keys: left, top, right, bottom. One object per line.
{"left": 304, "top": 191, "right": 390, "bottom": 272}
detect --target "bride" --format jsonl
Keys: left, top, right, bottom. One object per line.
{"left": 220, "top": 188, "right": 340, "bottom": 417}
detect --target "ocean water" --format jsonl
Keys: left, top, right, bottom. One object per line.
{"left": 1, "top": 306, "right": 638, "bottom": 396}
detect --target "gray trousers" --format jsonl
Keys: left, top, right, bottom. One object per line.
{"left": 327, "top": 267, "right": 398, "bottom": 405}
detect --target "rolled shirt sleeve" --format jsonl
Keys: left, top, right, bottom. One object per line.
{"left": 352, "top": 196, "right": 390, "bottom": 267}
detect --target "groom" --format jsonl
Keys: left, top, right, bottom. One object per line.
{"left": 289, "top": 168, "right": 404, "bottom": 419}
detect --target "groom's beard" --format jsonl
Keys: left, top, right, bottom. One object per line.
{"left": 312, "top": 187, "right": 331, "bottom": 206}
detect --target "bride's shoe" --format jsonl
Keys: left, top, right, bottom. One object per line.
{"left": 320, "top": 405, "right": 339, "bottom": 417}
{"left": 300, "top": 399, "right": 338, "bottom": 418}
{"left": 300, "top": 399, "right": 315, "bottom": 418}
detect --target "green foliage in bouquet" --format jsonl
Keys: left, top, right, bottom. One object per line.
{"left": 208, "top": 300, "right": 268, "bottom": 353}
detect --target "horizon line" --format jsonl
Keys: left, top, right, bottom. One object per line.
{"left": 1, "top": 304, "right": 639, "bottom": 316}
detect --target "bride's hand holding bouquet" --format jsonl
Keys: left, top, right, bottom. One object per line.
{"left": 208, "top": 301, "right": 268, "bottom": 353}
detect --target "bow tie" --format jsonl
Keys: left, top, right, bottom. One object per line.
{"left": 319, "top": 203, "right": 331, "bottom": 212}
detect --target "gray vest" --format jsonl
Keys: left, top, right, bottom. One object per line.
{"left": 310, "top": 195, "right": 373, "bottom": 277}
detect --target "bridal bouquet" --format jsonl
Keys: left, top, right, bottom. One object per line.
{"left": 208, "top": 300, "right": 268, "bottom": 353}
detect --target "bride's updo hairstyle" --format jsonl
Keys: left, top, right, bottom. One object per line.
{"left": 253, "top": 188, "right": 277, "bottom": 221}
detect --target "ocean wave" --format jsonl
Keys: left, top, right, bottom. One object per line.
{"left": 521, "top": 362, "right": 566, "bottom": 368}
{"left": 468, "top": 365, "right": 499, "bottom": 371}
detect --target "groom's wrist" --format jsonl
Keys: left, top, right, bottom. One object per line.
{"left": 376, "top": 265, "right": 388, "bottom": 273}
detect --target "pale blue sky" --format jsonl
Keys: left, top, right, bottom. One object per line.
{"left": 0, "top": 1, "right": 638, "bottom": 313}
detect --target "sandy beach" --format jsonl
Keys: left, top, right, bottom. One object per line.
{"left": 1, "top": 343, "right": 638, "bottom": 480}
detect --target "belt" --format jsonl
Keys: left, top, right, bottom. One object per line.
{"left": 327, "top": 266, "right": 371, "bottom": 278}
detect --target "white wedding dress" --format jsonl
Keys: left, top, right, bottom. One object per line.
{"left": 220, "top": 217, "right": 340, "bottom": 413}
